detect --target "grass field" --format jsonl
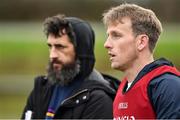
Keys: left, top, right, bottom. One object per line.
{"left": 0, "top": 22, "right": 180, "bottom": 118}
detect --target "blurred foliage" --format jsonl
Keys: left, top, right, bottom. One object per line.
{"left": 0, "top": 0, "right": 180, "bottom": 22}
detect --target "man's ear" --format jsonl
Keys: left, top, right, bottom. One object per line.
{"left": 136, "top": 34, "right": 149, "bottom": 51}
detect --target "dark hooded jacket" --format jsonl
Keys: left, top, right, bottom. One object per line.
{"left": 21, "top": 17, "right": 119, "bottom": 119}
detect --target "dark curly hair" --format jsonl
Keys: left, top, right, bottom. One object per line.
{"left": 43, "top": 14, "right": 76, "bottom": 47}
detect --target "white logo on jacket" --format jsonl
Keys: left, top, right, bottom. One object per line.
{"left": 113, "top": 116, "right": 135, "bottom": 120}
{"left": 118, "top": 102, "right": 128, "bottom": 109}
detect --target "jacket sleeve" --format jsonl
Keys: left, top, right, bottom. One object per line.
{"left": 81, "top": 89, "right": 113, "bottom": 119}
{"left": 21, "top": 76, "right": 43, "bottom": 119}
{"left": 148, "top": 73, "right": 180, "bottom": 119}
{"left": 21, "top": 90, "right": 34, "bottom": 119}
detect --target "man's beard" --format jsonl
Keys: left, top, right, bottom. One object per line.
{"left": 47, "top": 59, "right": 80, "bottom": 86}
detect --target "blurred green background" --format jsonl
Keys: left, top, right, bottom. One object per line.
{"left": 0, "top": 0, "right": 180, "bottom": 118}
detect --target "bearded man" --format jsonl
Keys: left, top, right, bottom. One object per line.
{"left": 21, "top": 14, "right": 119, "bottom": 119}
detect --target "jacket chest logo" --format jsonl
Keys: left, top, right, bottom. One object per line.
{"left": 118, "top": 102, "right": 128, "bottom": 109}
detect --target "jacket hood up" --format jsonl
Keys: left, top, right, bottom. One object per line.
{"left": 65, "top": 17, "right": 95, "bottom": 80}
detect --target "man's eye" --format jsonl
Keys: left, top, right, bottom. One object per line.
{"left": 47, "top": 44, "right": 52, "bottom": 49}
{"left": 56, "top": 45, "right": 66, "bottom": 49}
{"left": 112, "top": 33, "right": 121, "bottom": 38}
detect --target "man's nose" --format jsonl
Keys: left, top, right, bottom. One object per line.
{"left": 104, "top": 38, "right": 112, "bottom": 49}
{"left": 50, "top": 47, "right": 58, "bottom": 59}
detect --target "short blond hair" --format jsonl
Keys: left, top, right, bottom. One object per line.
{"left": 103, "top": 3, "right": 162, "bottom": 52}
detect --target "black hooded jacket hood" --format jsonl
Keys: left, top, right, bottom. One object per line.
{"left": 65, "top": 17, "right": 95, "bottom": 80}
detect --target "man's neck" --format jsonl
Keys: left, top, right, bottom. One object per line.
{"left": 124, "top": 55, "right": 154, "bottom": 83}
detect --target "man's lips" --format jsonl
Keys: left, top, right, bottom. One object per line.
{"left": 52, "top": 63, "right": 62, "bottom": 70}
{"left": 108, "top": 52, "right": 116, "bottom": 61}
{"left": 53, "top": 63, "right": 60, "bottom": 66}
